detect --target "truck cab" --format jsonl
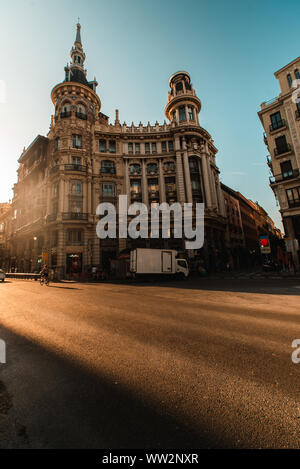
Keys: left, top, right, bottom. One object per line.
{"left": 175, "top": 258, "right": 189, "bottom": 277}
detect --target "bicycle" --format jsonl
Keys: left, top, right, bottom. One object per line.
{"left": 40, "top": 275, "right": 50, "bottom": 286}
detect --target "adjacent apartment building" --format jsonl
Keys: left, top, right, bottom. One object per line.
{"left": 258, "top": 56, "right": 300, "bottom": 268}
{"left": 1, "top": 24, "right": 227, "bottom": 278}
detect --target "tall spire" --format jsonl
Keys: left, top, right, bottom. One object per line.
{"left": 63, "top": 23, "right": 97, "bottom": 91}
{"left": 75, "top": 21, "right": 82, "bottom": 46}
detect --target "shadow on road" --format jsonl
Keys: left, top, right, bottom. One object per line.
{"left": 0, "top": 326, "right": 233, "bottom": 449}
{"left": 77, "top": 277, "right": 300, "bottom": 295}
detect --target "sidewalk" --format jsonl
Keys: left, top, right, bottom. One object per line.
{"left": 206, "top": 269, "right": 300, "bottom": 280}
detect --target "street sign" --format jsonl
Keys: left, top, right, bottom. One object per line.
{"left": 259, "top": 235, "right": 271, "bottom": 254}
{"left": 42, "top": 252, "right": 49, "bottom": 263}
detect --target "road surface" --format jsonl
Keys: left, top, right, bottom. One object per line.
{"left": 0, "top": 278, "right": 299, "bottom": 448}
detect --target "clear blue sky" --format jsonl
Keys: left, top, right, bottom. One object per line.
{"left": 1, "top": 0, "right": 300, "bottom": 229}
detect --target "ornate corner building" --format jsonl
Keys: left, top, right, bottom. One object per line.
{"left": 258, "top": 56, "right": 300, "bottom": 268}
{"left": 4, "top": 24, "right": 227, "bottom": 278}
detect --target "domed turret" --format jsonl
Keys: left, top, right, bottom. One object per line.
{"left": 165, "top": 71, "right": 201, "bottom": 125}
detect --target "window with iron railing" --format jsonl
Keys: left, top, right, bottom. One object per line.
{"left": 100, "top": 160, "right": 116, "bottom": 174}
{"left": 147, "top": 163, "right": 158, "bottom": 174}
{"left": 179, "top": 106, "right": 186, "bottom": 121}
{"left": 280, "top": 160, "right": 293, "bottom": 179}
{"left": 129, "top": 163, "right": 141, "bottom": 175}
{"left": 102, "top": 183, "right": 116, "bottom": 197}
{"left": 275, "top": 135, "right": 290, "bottom": 155}
{"left": 72, "top": 134, "right": 82, "bottom": 149}
{"left": 286, "top": 187, "right": 300, "bottom": 208}
{"left": 270, "top": 111, "right": 284, "bottom": 131}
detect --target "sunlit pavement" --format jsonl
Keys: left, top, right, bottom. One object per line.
{"left": 0, "top": 278, "right": 299, "bottom": 449}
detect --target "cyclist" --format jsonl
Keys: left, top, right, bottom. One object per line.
{"left": 40, "top": 264, "right": 49, "bottom": 285}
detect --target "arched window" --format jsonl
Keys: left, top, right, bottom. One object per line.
{"left": 76, "top": 104, "right": 86, "bottom": 119}
{"left": 129, "top": 163, "right": 141, "bottom": 175}
{"left": 287, "top": 74, "right": 293, "bottom": 88}
{"left": 61, "top": 102, "right": 71, "bottom": 118}
{"left": 101, "top": 160, "right": 116, "bottom": 174}
{"left": 188, "top": 106, "right": 194, "bottom": 120}
{"left": 176, "top": 81, "right": 183, "bottom": 92}
{"left": 147, "top": 163, "right": 158, "bottom": 174}
{"left": 164, "top": 161, "right": 175, "bottom": 172}
{"left": 179, "top": 106, "right": 186, "bottom": 121}
{"left": 295, "top": 69, "right": 300, "bottom": 80}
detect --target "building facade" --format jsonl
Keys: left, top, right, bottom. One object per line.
{"left": 221, "top": 184, "right": 244, "bottom": 269}
{"left": 2, "top": 24, "right": 228, "bottom": 278}
{"left": 258, "top": 56, "right": 300, "bottom": 267}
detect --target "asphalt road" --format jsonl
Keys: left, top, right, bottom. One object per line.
{"left": 0, "top": 277, "right": 299, "bottom": 449}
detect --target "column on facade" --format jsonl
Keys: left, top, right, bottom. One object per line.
{"left": 56, "top": 227, "right": 65, "bottom": 278}
{"left": 175, "top": 153, "right": 186, "bottom": 203}
{"left": 92, "top": 233, "right": 100, "bottom": 267}
{"left": 142, "top": 159, "right": 149, "bottom": 206}
{"left": 209, "top": 167, "right": 218, "bottom": 209}
{"left": 87, "top": 178, "right": 92, "bottom": 215}
{"left": 185, "top": 105, "right": 189, "bottom": 123}
{"left": 216, "top": 179, "right": 226, "bottom": 217}
{"left": 182, "top": 146, "right": 192, "bottom": 203}
{"left": 83, "top": 180, "right": 88, "bottom": 214}
{"left": 59, "top": 178, "right": 65, "bottom": 216}
{"left": 158, "top": 158, "right": 166, "bottom": 203}
{"left": 201, "top": 154, "right": 213, "bottom": 208}
{"left": 83, "top": 229, "right": 90, "bottom": 269}
{"left": 124, "top": 159, "right": 130, "bottom": 207}
{"left": 64, "top": 179, "right": 69, "bottom": 214}
{"left": 46, "top": 183, "right": 52, "bottom": 217}
{"left": 174, "top": 136, "right": 185, "bottom": 203}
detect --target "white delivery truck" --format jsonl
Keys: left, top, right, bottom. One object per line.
{"left": 130, "top": 248, "right": 189, "bottom": 278}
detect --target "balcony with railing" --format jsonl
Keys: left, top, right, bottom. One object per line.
{"left": 62, "top": 212, "right": 88, "bottom": 220}
{"left": 274, "top": 143, "right": 292, "bottom": 157}
{"left": 100, "top": 167, "right": 116, "bottom": 175}
{"left": 64, "top": 164, "right": 87, "bottom": 172}
{"left": 269, "top": 169, "right": 299, "bottom": 184}
{"left": 288, "top": 199, "right": 300, "bottom": 208}
{"left": 60, "top": 111, "right": 71, "bottom": 118}
{"left": 148, "top": 190, "right": 160, "bottom": 199}
{"left": 76, "top": 111, "right": 87, "bottom": 120}
{"left": 266, "top": 155, "right": 272, "bottom": 169}
{"left": 130, "top": 191, "right": 142, "bottom": 201}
